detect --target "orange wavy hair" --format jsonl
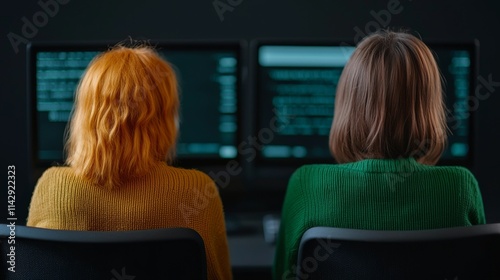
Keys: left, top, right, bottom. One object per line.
{"left": 65, "top": 45, "right": 179, "bottom": 189}
{"left": 330, "top": 30, "right": 447, "bottom": 165}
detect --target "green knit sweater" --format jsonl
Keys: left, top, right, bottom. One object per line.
{"left": 273, "top": 158, "right": 486, "bottom": 279}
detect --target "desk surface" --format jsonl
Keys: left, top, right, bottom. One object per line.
{"left": 228, "top": 234, "right": 276, "bottom": 267}
{"left": 226, "top": 213, "right": 278, "bottom": 268}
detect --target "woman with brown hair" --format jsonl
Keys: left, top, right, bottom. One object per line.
{"left": 27, "top": 45, "right": 232, "bottom": 280}
{"left": 273, "top": 30, "right": 486, "bottom": 279}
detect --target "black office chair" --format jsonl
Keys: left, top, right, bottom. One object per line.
{"left": 0, "top": 224, "right": 207, "bottom": 280}
{"left": 296, "top": 224, "right": 500, "bottom": 280}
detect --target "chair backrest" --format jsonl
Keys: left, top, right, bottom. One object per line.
{"left": 296, "top": 224, "right": 500, "bottom": 280}
{"left": 0, "top": 224, "right": 207, "bottom": 280}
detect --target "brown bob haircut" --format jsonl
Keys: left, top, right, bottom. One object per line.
{"left": 330, "top": 30, "right": 447, "bottom": 165}
{"left": 65, "top": 45, "right": 179, "bottom": 189}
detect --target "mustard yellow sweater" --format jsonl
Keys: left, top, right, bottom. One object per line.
{"left": 27, "top": 162, "right": 232, "bottom": 280}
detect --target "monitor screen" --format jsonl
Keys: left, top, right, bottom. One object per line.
{"left": 255, "top": 41, "right": 477, "bottom": 166}
{"left": 28, "top": 42, "right": 241, "bottom": 168}
{"left": 432, "top": 44, "right": 476, "bottom": 163}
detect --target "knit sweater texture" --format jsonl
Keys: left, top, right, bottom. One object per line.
{"left": 273, "top": 158, "right": 486, "bottom": 279}
{"left": 27, "top": 162, "right": 232, "bottom": 280}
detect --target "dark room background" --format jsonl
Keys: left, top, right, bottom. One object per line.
{"left": 1, "top": 0, "right": 499, "bottom": 224}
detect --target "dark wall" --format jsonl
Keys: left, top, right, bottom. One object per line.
{"left": 1, "top": 0, "right": 499, "bottom": 224}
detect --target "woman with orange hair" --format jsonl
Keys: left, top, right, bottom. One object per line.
{"left": 273, "top": 30, "right": 486, "bottom": 279}
{"left": 27, "top": 45, "right": 232, "bottom": 279}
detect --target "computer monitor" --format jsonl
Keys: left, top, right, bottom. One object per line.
{"left": 254, "top": 40, "right": 477, "bottom": 167}
{"left": 27, "top": 41, "right": 242, "bottom": 169}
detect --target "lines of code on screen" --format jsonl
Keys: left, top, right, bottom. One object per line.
{"left": 257, "top": 46, "right": 354, "bottom": 160}
{"left": 36, "top": 51, "right": 98, "bottom": 162}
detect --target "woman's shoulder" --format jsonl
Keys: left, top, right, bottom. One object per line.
{"left": 158, "top": 164, "right": 208, "bottom": 176}
{"left": 292, "top": 163, "right": 349, "bottom": 176}
{"left": 288, "top": 164, "right": 345, "bottom": 186}
{"left": 32, "top": 166, "right": 83, "bottom": 194}
{"left": 419, "top": 163, "right": 475, "bottom": 177}
{"left": 426, "top": 164, "right": 474, "bottom": 174}
{"left": 156, "top": 163, "right": 216, "bottom": 184}
{"left": 290, "top": 160, "right": 478, "bottom": 185}
{"left": 38, "top": 166, "right": 77, "bottom": 181}
{"left": 424, "top": 164, "right": 478, "bottom": 184}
